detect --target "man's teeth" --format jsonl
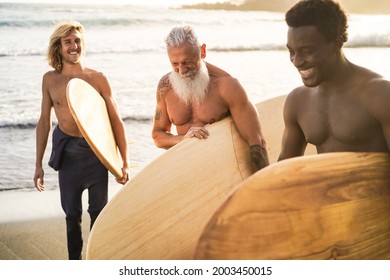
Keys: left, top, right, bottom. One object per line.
{"left": 299, "top": 68, "right": 314, "bottom": 77}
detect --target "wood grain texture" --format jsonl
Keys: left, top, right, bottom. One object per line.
{"left": 194, "top": 152, "right": 390, "bottom": 260}
{"left": 66, "top": 78, "right": 123, "bottom": 177}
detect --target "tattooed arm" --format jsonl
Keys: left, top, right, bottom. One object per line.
{"left": 151, "top": 75, "right": 184, "bottom": 149}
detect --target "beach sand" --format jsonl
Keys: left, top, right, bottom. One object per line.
{"left": 0, "top": 185, "right": 122, "bottom": 260}
{"left": 0, "top": 215, "right": 87, "bottom": 260}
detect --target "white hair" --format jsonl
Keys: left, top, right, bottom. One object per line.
{"left": 165, "top": 25, "right": 201, "bottom": 48}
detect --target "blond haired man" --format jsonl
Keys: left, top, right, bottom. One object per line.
{"left": 34, "top": 21, "right": 129, "bottom": 259}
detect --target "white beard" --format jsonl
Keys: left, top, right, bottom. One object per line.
{"left": 169, "top": 61, "right": 210, "bottom": 105}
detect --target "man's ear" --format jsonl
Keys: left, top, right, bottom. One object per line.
{"left": 333, "top": 37, "right": 344, "bottom": 51}
{"left": 201, "top": 43, "right": 206, "bottom": 59}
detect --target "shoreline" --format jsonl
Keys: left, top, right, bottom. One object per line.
{"left": 0, "top": 182, "right": 123, "bottom": 224}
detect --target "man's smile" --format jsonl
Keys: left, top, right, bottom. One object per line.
{"left": 299, "top": 67, "right": 315, "bottom": 79}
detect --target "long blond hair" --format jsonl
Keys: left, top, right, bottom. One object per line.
{"left": 47, "top": 20, "right": 85, "bottom": 72}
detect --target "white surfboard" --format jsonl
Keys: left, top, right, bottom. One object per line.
{"left": 66, "top": 78, "right": 123, "bottom": 178}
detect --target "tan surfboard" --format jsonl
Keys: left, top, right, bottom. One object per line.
{"left": 66, "top": 78, "right": 123, "bottom": 178}
{"left": 256, "top": 94, "right": 316, "bottom": 161}
{"left": 195, "top": 152, "right": 390, "bottom": 260}
{"left": 86, "top": 94, "right": 313, "bottom": 259}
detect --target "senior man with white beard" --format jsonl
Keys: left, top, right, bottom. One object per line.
{"left": 152, "top": 25, "right": 269, "bottom": 172}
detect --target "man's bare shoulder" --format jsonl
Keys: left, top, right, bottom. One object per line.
{"left": 364, "top": 72, "right": 390, "bottom": 90}
{"left": 83, "top": 68, "right": 107, "bottom": 82}
{"left": 157, "top": 73, "right": 172, "bottom": 95}
{"left": 75, "top": 68, "right": 110, "bottom": 94}
{"left": 205, "top": 62, "right": 241, "bottom": 91}
{"left": 206, "top": 62, "right": 231, "bottom": 78}
{"left": 351, "top": 64, "right": 390, "bottom": 98}
{"left": 371, "top": 77, "right": 390, "bottom": 88}
{"left": 285, "top": 85, "right": 313, "bottom": 108}
{"left": 354, "top": 63, "right": 383, "bottom": 79}
{"left": 42, "top": 70, "right": 63, "bottom": 92}
{"left": 359, "top": 74, "right": 390, "bottom": 126}
{"left": 364, "top": 76, "right": 390, "bottom": 106}
{"left": 42, "top": 70, "right": 59, "bottom": 80}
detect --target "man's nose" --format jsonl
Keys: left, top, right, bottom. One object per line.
{"left": 291, "top": 52, "right": 304, "bottom": 68}
{"left": 178, "top": 64, "right": 187, "bottom": 75}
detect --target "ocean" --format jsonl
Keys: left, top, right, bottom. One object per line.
{"left": 0, "top": 2, "right": 389, "bottom": 209}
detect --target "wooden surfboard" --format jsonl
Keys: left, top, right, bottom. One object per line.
{"left": 194, "top": 152, "right": 390, "bottom": 260}
{"left": 86, "top": 94, "right": 312, "bottom": 259}
{"left": 66, "top": 78, "right": 123, "bottom": 178}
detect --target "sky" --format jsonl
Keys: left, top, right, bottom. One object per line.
{"left": 0, "top": 0, "right": 243, "bottom": 7}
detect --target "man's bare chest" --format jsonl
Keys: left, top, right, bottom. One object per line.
{"left": 167, "top": 99, "right": 228, "bottom": 127}
{"left": 298, "top": 100, "right": 378, "bottom": 146}
{"left": 50, "top": 90, "right": 67, "bottom": 108}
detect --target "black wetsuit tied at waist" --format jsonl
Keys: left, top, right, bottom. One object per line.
{"left": 48, "top": 125, "right": 109, "bottom": 260}
{"left": 48, "top": 125, "right": 79, "bottom": 171}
